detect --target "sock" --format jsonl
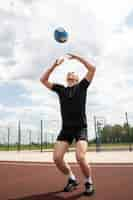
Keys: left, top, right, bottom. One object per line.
{"left": 69, "top": 173, "right": 76, "bottom": 181}
{"left": 85, "top": 176, "right": 93, "bottom": 184}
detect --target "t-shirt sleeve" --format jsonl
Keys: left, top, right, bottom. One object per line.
{"left": 79, "top": 78, "right": 91, "bottom": 89}
{"left": 51, "top": 83, "right": 64, "bottom": 95}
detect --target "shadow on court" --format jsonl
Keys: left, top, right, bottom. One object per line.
{"left": 0, "top": 162, "right": 133, "bottom": 200}
{"left": 9, "top": 190, "right": 85, "bottom": 200}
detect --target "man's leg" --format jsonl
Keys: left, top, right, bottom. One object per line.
{"left": 53, "top": 140, "right": 79, "bottom": 192}
{"left": 76, "top": 140, "right": 95, "bottom": 195}
{"left": 53, "top": 141, "right": 73, "bottom": 176}
{"left": 75, "top": 140, "right": 92, "bottom": 179}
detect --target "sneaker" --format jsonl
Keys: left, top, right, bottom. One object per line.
{"left": 84, "top": 182, "right": 95, "bottom": 196}
{"left": 63, "top": 178, "right": 79, "bottom": 192}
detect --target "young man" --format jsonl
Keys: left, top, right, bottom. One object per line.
{"left": 40, "top": 53, "right": 96, "bottom": 195}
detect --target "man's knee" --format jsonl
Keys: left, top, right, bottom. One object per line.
{"left": 76, "top": 153, "right": 86, "bottom": 163}
{"left": 53, "top": 153, "right": 63, "bottom": 164}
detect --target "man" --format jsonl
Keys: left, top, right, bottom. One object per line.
{"left": 40, "top": 53, "right": 96, "bottom": 195}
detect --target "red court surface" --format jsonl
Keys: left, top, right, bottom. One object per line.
{"left": 1, "top": 161, "right": 133, "bottom": 200}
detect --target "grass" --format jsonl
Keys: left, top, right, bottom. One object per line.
{"left": 0, "top": 144, "right": 54, "bottom": 151}
{"left": 0, "top": 143, "right": 132, "bottom": 151}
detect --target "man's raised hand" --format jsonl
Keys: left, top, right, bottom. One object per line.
{"left": 54, "top": 56, "right": 65, "bottom": 66}
{"left": 66, "top": 53, "right": 79, "bottom": 60}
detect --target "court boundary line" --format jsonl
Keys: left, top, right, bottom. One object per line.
{"left": 0, "top": 161, "right": 133, "bottom": 167}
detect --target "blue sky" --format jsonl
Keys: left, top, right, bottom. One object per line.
{"left": 0, "top": 0, "right": 133, "bottom": 143}
{"left": 0, "top": 81, "right": 31, "bottom": 107}
{"left": 126, "top": 11, "right": 133, "bottom": 27}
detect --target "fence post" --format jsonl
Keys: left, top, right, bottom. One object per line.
{"left": 40, "top": 120, "right": 43, "bottom": 152}
{"left": 52, "top": 134, "right": 54, "bottom": 147}
{"left": 94, "top": 116, "right": 99, "bottom": 152}
{"left": 29, "top": 130, "right": 31, "bottom": 150}
{"left": 17, "top": 120, "right": 21, "bottom": 151}
{"left": 46, "top": 130, "right": 48, "bottom": 149}
{"left": 125, "top": 112, "right": 132, "bottom": 151}
{"left": 8, "top": 127, "right": 10, "bottom": 151}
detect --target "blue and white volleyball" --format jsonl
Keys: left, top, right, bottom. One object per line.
{"left": 54, "top": 27, "right": 68, "bottom": 43}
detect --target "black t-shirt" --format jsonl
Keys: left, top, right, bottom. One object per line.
{"left": 52, "top": 78, "right": 91, "bottom": 129}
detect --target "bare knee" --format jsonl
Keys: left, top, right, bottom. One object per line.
{"left": 53, "top": 153, "right": 63, "bottom": 164}
{"left": 53, "top": 141, "right": 69, "bottom": 164}
{"left": 76, "top": 153, "right": 86, "bottom": 163}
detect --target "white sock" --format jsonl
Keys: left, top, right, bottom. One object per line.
{"left": 85, "top": 176, "right": 93, "bottom": 184}
{"left": 69, "top": 173, "right": 76, "bottom": 180}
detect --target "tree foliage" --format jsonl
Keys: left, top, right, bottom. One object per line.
{"left": 100, "top": 123, "right": 133, "bottom": 143}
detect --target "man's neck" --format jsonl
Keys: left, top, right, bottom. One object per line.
{"left": 68, "top": 84, "right": 75, "bottom": 87}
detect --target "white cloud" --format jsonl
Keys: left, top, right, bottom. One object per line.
{"left": 0, "top": 0, "right": 104, "bottom": 80}
{"left": 66, "top": 0, "right": 133, "bottom": 27}
{"left": 0, "top": 0, "right": 133, "bottom": 142}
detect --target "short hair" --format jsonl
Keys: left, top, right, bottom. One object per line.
{"left": 67, "top": 72, "right": 76, "bottom": 76}
{"left": 67, "top": 72, "right": 79, "bottom": 81}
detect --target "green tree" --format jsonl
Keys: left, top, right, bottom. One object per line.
{"left": 112, "top": 124, "right": 123, "bottom": 143}
{"left": 101, "top": 125, "right": 112, "bottom": 143}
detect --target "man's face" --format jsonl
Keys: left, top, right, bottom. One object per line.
{"left": 66, "top": 72, "right": 79, "bottom": 86}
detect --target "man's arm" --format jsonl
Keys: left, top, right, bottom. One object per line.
{"left": 67, "top": 53, "right": 96, "bottom": 82}
{"left": 40, "top": 57, "right": 64, "bottom": 90}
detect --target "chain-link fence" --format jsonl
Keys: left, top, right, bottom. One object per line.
{"left": 0, "top": 112, "right": 133, "bottom": 152}
{"left": 0, "top": 118, "right": 59, "bottom": 152}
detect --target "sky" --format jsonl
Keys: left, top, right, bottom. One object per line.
{"left": 0, "top": 0, "right": 133, "bottom": 143}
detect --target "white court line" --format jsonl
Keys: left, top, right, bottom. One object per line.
{"left": 0, "top": 162, "right": 133, "bottom": 168}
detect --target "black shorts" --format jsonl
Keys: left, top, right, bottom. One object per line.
{"left": 56, "top": 127, "right": 88, "bottom": 145}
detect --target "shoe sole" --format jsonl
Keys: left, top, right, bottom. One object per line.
{"left": 64, "top": 183, "right": 79, "bottom": 192}
{"left": 83, "top": 189, "right": 95, "bottom": 196}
